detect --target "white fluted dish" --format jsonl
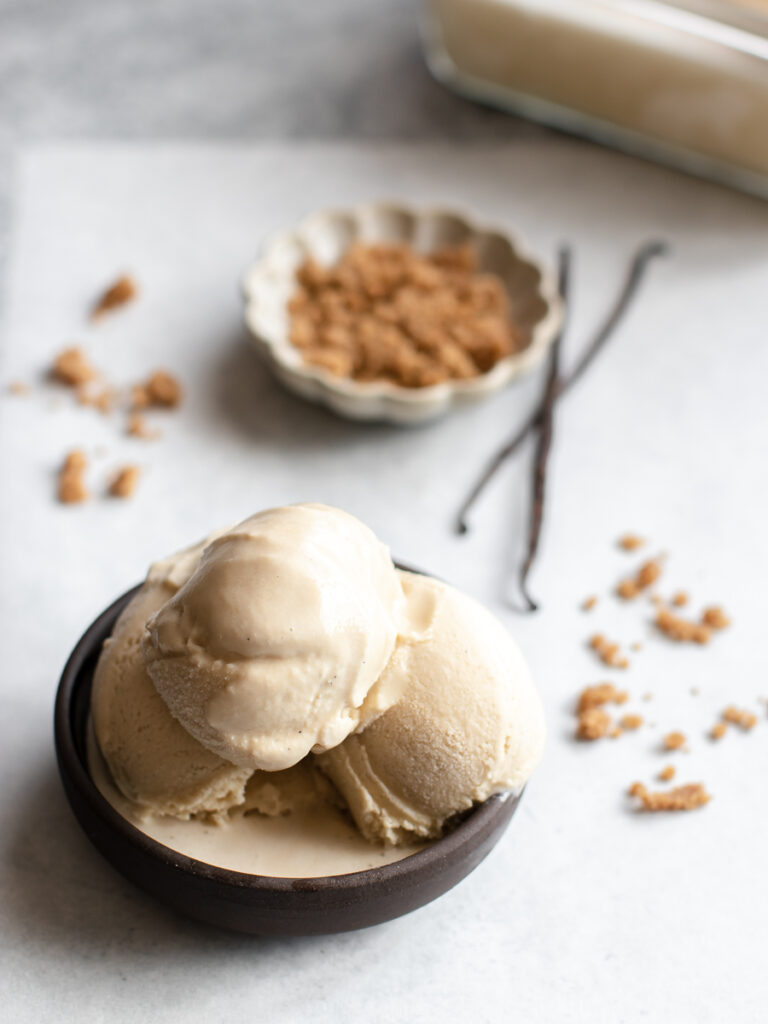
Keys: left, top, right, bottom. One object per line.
{"left": 242, "top": 203, "right": 563, "bottom": 424}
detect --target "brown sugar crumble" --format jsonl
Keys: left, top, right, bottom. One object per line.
{"left": 663, "top": 731, "right": 687, "bottom": 752}
{"left": 108, "top": 465, "right": 140, "bottom": 499}
{"left": 629, "top": 781, "right": 710, "bottom": 812}
{"left": 76, "top": 383, "right": 115, "bottom": 415}
{"left": 581, "top": 595, "right": 598, "bottom": 612}
{"left": 620, "top": 714, "right": 644, "bottom": 731}
{"left": 577, "top": 682, "right": 628, "bottom": 713}
{"left": 288, "top": 243, "right": 524, "bottom": 387}
{"left": 710, "top": 721, "right": 727, "bottom": 741}
{"left": 576, "top": 707, "right": 612, "bottom": 741}
{"left": 618, "top": 534, "right": 645, "bottom": 551}
{"left": 654, "top": 608, "right": 711, "bottom": 645}
{"left": 126, "top": 412, "right": 160, "bottom": 441}
{"left": 52, "top": 347, "right": 98, "bottom": 388}
{"left": 57, "top": 450, "right": 89, "bottom": 504}
{"left": 616, "top": 558, "right": 663, "bottom": 601}
{"left": 658, "top": 765, "right": 676, "bottom": 782}
{"left": 671, "top": 591, "right": 689, "bottom": 607}
{"left": 575, "top": 684, "right": 628, "bottom": 741}
{"left": 91, "top": 275, "right": 137, "bottom": 319}
{"left": 702, "top": 606, "right": 731, "bottom": 631}
{"left": 589, "top": 634, "right": 629, "bottom": 669}
{"left": 131, "top": 370, "right": 182, "bottom": 410}
{"left": 721, "top": 706, "right": 757, "bottom": 731}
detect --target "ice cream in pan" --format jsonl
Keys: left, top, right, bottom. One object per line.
{"left": 90, "top": 503, "right": 545, "bottom": 878}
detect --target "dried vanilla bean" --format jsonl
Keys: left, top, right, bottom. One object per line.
{"left": 516, "top": 247, "right": 571, "bottom": 612}
{"left": 455, "top": 240, "right": 668, "bottom": 535}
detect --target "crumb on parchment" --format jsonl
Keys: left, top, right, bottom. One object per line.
{"left": 620, "top": 714, "right": 643, "bottom": 731}
{"left": 52, "top": 346, "right": 98, "bottom": 387}
{"left": 710, "top": 722, "right": 727, "bottom": 741}
{"left": 629, "top": 781, "right": 710, "bottom": 812}
{"left": 702, "top": 606, "right": 731, "bottom": 630}
{"left": 589, "top": 634, "right": 629, "bottom": 669}
{"left": 721, "top": 706, "right": 757, "bottom": 731}
{"left": 126, "top": 412, "right": 161, "bottom": 440}
{"left": 655, "top": 609, "right": 711, "bottom": 645}
{"left": 671, "top": 591, "right": 689, "bottom": 607}
{"left": 76, "top": 383, "right": 115, "bottom": 415}
{"left": 131, "top": 370, "right": 182, "bottom": 410}
{"left": 618, "top": 534, "right": 645, "bottom": 551}
{"left": 616, "top": 558, "right": 663, "bottom": 600}
{"left": 663, "top": 731, "right": 687, "bottom": 752}
{"left": 577, "top": 683, "right": 628, "bottom": 713}
{"left": 91, "top": 275, "right": 138, "bottom": 319}
{"left": 576, "top": 707, "right": 612, "bottom": 741}
{"left": 658, "top": 765, "right": 676, "bottom": 782}
{"left": 7, "top": 380, "right": 28, "bottom": 396}
{"left": 582, "top": 595, "right": 598, "bottom": 612}
{"left": 57, "top": 450, "right": 89, "bottom": 504}
{"left": 108, "top": 465, "right": 140, "bottom": 499}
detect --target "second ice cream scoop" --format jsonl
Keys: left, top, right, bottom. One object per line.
{"left": 317, "top": 571, "right": 546, "bottom": 844}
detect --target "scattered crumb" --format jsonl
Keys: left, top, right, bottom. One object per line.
{"left": 630, "top": 642, "right": 643, "bottom": 652}
{"left": 663, "top": 731, "right": 687, "bottom": 751}
{"left": 671, "top": 591, "right": 689, "bottom": 607}
{"left": 620, "top": 714, "right": 644, "bottom": 731}
{"left": 589, "top": 634, "right": 629, "bottom": 669}
{"left": 582, "top": 595, "right": 598, "bottom": 612}
{"left": 658, "top": 765, "right": 676, "bottom": 782}
{"left": 76, "top": 384, "right": 115, "bottom": 415}
{"left": 577, "top": 682, "right": 628, "bottom": 713}
{"left": 618, "top": 534, "right": 645, "bottom": 551}
{"left": 52, "top": 347, "right": 98, "bottom": 387}
{"left": 629, "top": 781, "right": 710, "bottom": 812}
{"left": 131, "top": 370, "right": 182, "bottom": 410}
{"left": 57, "top": 450, "right": 89, "bottom": 504}
{"left": 609, "top": 726, "right": 622, "bottom": 739}
{"left": 655, "top": 608, "right": 711, "bottom": 645}
{"left": 702, "top": 606, "right": 731, "bottom": 631}
{"left": 7, "top": 380, "right": 28, "bottom": 396}
{"left": 288, "top": 243, "right": 523, "bottom": 387}
{"left": 616, "top": 558, "right": 663, "bottom": 601}
{"left": 576, "top": 707, "right": 611, "bottom": 741}
{"left": 650, "top": 593, "right": 664, "bottom": 606}
{"left": 91, "top": 275, "right": 137, "bottom": 319}
{"left": 721, "top": 706, "right": 757, "bottom": 731}
{"left": 126, "top": 412, "right": 160, "bottom": 441}
{"left": 642, "top": 692, "right": 653, "bottom": 702}
{"left": 710, "top": 721, "right": 727, "bottom": 741}
{"left": 108, "top": 465, "right": 140, "bottom": 499}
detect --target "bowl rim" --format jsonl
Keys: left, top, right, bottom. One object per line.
{"left": 54, "top": 581, "right": 520, "bottom": 895}
{"left": 241, "top": 200, "right": 564, "bottom": 406}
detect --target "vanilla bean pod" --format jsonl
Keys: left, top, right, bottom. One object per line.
{"left": 455, "top": 239, "right": 668, "bottom": 535}
{"left": 516, "top": 247, "right": 571, "bottom": 612}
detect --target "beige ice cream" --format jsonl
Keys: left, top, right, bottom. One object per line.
{"left": 317, "top": 571, "right": 546, "bottom": 844}
{"left": 92, "top": 556, "right": 251, "bottom": 820}
{"left": 142, "top": 504, "right": 407, "bottom": 772}
{"left": 91, "top": 504, "right": 545, "bottom": 874}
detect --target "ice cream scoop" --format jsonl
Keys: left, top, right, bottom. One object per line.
{"left": 142, "top": 504, "right": 407, "bottom": 772}
{"left": 92, "top": 581, "right": 251, "bottom": 819}
{"left": 317, "top": 571, "right": 546, "bottom": 844}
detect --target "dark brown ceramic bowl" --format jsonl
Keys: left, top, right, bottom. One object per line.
{"left": 54, "top": 582, "right": 522, "bottom": 936}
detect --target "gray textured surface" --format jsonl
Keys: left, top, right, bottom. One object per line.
{"left": 0, "top": 0, "right": 545, "bottom": 250}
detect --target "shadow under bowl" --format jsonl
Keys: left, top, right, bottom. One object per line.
{"left": 54, "top": 582, "right": 522, "bottom": 936}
